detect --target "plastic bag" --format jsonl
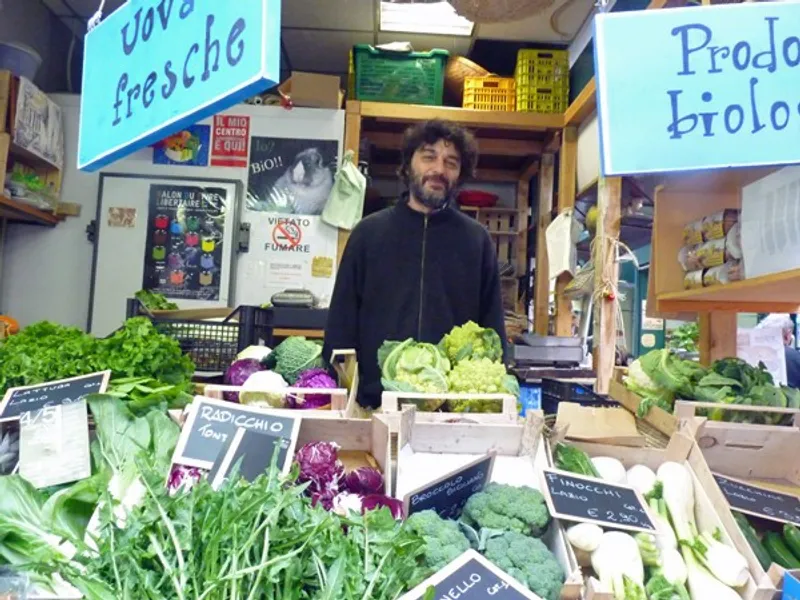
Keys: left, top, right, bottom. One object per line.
{"left": 321, "top": 150, "right": 366, "bottom": 230}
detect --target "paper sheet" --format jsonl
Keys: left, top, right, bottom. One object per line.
{"left": 546, "top": 210, "right": 582, "bottom": 280}
{"left": 737, "top": 327, "right": 787, "bottom": 386}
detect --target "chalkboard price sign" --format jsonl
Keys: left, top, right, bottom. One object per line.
{"left": 208, "top": 428, "right": 293, "bottom": 489}
{"left": 713, "top": 473, "right": 800, "bottom": 527}
{"left": 403, "top": 453, "right": 495, "bottom": 520}
{"left": 541, "top": 468, "right": 656, "bottom": 533}
{"left": 0, "top": 371, "right": 111, "bottom": 422}
{"left": 398, "top": 550, "right": 539, "bottom": 600}
{"left": 172, "top": 396, "right": 301, "bottom": 470}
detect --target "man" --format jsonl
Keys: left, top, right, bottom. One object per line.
{"left": 757, "top": 313, "right": 800, "bottom": 388}
{"left": 323, "top": 120, "right": 507, "bottom": 408}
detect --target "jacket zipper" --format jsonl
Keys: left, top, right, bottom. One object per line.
{"left": 418, "top": 215, "right": 428, "bottom": 340}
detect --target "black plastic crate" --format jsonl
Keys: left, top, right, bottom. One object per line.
{"left": 540, "top": 377, "right": 610, "bottom": 415}
{"left": 126, "top": 300, "right": 274, "bottom": 373}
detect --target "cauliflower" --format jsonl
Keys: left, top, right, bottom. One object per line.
{"left": 405, "top": 510, "right": 470, "bottom": 577}
{"left": 440, "top": 321, "right": 503, "bottom": 363}
{"left": 262, "top": 337, "right": 325, "bottom": 384}
{"left": 483, "top": 531, "right": 565, "bottom": 600}
{"left": 462, "top": 483, "right": 551, "bottom": 537}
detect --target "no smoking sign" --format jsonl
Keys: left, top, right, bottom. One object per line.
{"left": 272, "top": 222, "right": 302, "bottom": 249}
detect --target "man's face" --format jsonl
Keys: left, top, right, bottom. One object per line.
{"left": 408, "top": 139, "right": 462, "bottom": 210}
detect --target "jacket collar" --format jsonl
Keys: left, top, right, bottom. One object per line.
{"left": 396, "top": 193, "right": 455, "bottom": 221}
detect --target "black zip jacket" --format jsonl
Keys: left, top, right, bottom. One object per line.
{"left": 323, "top": 200, "right": 507, "bottom": 408}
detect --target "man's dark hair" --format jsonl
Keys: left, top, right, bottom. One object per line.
{"left": 398, "top": 119, "right": 479, "bottom": 185}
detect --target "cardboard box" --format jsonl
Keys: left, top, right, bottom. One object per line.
{"left": 279, "top": 71, "right": 343, "bottom": 109}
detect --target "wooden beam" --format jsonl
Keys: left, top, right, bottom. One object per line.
{"left": 362, "top": 131, "right": 543, "bottom": 157}
{"left": 593, "top": 177, "right": 622, "bottom": 395}
{"left": 564, "top": 78, "right": 597, "bottom": 127}
{"left": 354, "top": 100, "right": 564, "bottom": 131}
{"left": 370, "top": 163, "right": 522, "bottom": 183}
{"left": 337, "top": 107, "right": 362, "bottom": 266}
{"left": 698, "top": 312, "right": 737, "bottom": 366}
{"left": 544, "top": 130, "right": 562, "bottom": 154}
{"left": 516, "top": 158, "right": 538, "bottom": 314}
{"left": 534, "top": 154, "right": 555, "bottom": 335}
{"left": 555, "top": 126, "right": 578, "bottom": 336}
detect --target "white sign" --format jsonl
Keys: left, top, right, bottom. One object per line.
{"left": 237, "top": 212, "right": 338, "bottom": 306}
{"left": 737, "top": 327, "right": 787, "bottom": 386}
{"left": 741, "top": 166, "right": 800, "bottom": 280}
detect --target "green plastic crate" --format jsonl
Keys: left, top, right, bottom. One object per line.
{"left": 350, "top": 45, "right": 449, "bottom": 106}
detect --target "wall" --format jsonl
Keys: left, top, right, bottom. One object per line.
{"left": 0, "top": 0, "right": 74, "bottom": 92}
{"left": 0, "top": 95, "right": 344, "bottom": 330}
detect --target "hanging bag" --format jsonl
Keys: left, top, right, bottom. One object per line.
{"left": 321, "top": 150, "right": 366, "bottom": 230}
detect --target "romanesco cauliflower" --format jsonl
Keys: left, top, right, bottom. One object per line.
{"left": 440, "top": 321, "right": 503, "bottom": 363}
{"left": 483, "top": 531, "right": 565, "bottom": 600}
{"left": 462, "top": 483, "right": 551, "bottom": 537}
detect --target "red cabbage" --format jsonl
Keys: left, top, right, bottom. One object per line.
{"left": 361, "top": 494, "right": 404, "bottom": 519}
{"left": 223, "top": 358, "right": 264, "bottom": 402}
{"left": 344, "top": 467, "right": 385, "bottom": 495}
{"left": 291, "top": 368, "right": 337, "bottom": 409}
{"left": 295, "top": 441, "right": 344, "bottom": 494}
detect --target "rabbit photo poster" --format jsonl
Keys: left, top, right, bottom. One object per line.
{"left": 142, "top": 184, "right": 227, "bottom": 301}
{"left": 246, "top": 136, "right": 337, "bottom": 215}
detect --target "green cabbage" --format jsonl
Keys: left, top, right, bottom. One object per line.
{"left": 262, "top": 337, "right": 325, "bottom": 384}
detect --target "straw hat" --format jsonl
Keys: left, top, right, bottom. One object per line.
{"left": 448, "top": 0, "right": 556, "bottom": 23}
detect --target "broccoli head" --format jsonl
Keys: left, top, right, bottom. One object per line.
{"left": 483, "top": 531, "right": 564, "bottom": 600}
{"left": 405, "top": 510, "right": 470, "bottom": 576}
{"left": 462, "top": 483, "right": 551, "bottom": 537}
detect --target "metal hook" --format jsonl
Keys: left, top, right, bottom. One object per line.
{"left": 88, "top": 0, "right": 107, "bottom": 31}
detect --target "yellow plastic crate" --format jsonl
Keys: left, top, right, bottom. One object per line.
{"left": 515, "top": 49, "right": 569, "bottom": 114}
{"left": 462, "top": 76, "right": 515, "bottom": 112}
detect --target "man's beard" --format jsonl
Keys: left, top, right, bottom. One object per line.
{"left": 409, "top": 171, "right": 457, "bottom": 211}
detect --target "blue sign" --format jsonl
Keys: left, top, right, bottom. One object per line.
{"left": 79, "top": 0, "right": 280, "bottom": 172}
{"left": 784, "top": 571, "right": 800, "bottom": 600}
{"left": 594, "top": 3, "right": 800, "bottom": 176}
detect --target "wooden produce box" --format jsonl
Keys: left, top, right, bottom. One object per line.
{"left": 395, "top": 407, "right": 583, "bottom": 600}
{"left": 380, "top": 390, "right": 518, "bottom": 433}
{"left": 545, "top": 433, "right": 778, "bottom": 600}
{"left": 608, "top": 366, "right": 679, "bottom": 437}
{"left": 688, "top": 418, "right": 800, "bottom": 592}
{"left": 202, "top": 385, "right": 350, "bottom": 412}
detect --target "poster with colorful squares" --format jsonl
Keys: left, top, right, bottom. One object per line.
{"left": 153, "top": 124, "right": 210, "bottom": 167}
{"left": 142, "top": 184, "right": 227, "bottom": 300}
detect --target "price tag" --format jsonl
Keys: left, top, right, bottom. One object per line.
{"left": 398, "top": 550, "right": 541, "bottom": 600}
{"left": 714, "top": 473, "right": 800, "bottom": 527}
{"left": 0, "top": 371, "right": 110, "bottom": 423}
{"left": 207, "top": 427, "right": 295, "bottom": 489}
{"left": 540, "top": 468, "right": 656, "bottom": 533}
{"left": 171, "top": 396, "right": 301, "bottom": 470}
{"left": 402, "top": 453, "right": 495, "bottom": 520}
{"left": 19, "top": 400, "right": 91, "bottom": 489}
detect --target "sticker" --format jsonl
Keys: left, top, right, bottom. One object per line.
{"left": 107, "top": 207, "right": 137, "bottom": 228}
{"left": 211, "top": 115, "right": 250, "bottom": 168}
{"left": 311, "top": 256, "right": 334, "bottom": 278}
{"left": 153, "top": 125, "right": 210, "bottom": 167}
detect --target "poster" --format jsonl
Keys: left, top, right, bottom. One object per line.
{"left": 211, "top": 115, "right": 250, "bottom": 167}
{"left": 238, "top": 211, "right": 338, "bottom": 306}
{"left": 142, "top": 185, "right": 227, "bottom": 300}
{"left": 246, "top": 136, "right": 338, "bottom": 216}
{"left": 737, "top": 327, "right": 787, "bottom": 386}
{"left": 153, "top": 125, "right": 210, "bottom": 167}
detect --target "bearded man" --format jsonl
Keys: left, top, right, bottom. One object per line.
{"left": 323, "top": 119, "right": 506, "bottom": 408}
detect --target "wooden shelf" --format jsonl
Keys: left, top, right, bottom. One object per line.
{"left": 564, "top": 78, "right": 596, "bottom": 127}
{"left": 657, "top": 270, "right": 800, "bottom": 313}
{"left": 0, "top": 194, "right": 61, "bottom": 226}
{"left": 460, "top": 206, "right": 520, "bottom": 215}
{"left": 353, "top": 101, "right": 563, "bottom": 132}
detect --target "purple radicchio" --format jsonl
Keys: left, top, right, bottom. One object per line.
{"left": 295, "top": 441, "right": 344, "bottom": 494}
{"left": 223, "top": 358, "right": 264, "bottom": 402}
{"left": 290, "top": 368, "right": 337, "bottom": 409}
{"left": 361, "top": 494, "right": 404, "bottom": 520}
{"left": 332, "top": 492, "right": 364, "bottom": 516}
{"left": 344, "top": 467, "right": 385, "bottom": 495}
{"left": 310, "top": 488, "right": 337, "bottom": 511}
{"left": 167, "top": 464, "right": 205, "bottom": 496}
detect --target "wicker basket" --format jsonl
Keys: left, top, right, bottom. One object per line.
{"left": 444, "top": 55, "right": 490, "bottom": 106}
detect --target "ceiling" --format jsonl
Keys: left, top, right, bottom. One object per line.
{"left": 40, "top": 0, "right": 596, "bottom": 80}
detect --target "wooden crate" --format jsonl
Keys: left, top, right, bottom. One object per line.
{"left": 608, "top": 366, "right": 679, "bottom": 436}
{"left": 202, "top": 384, "right": 350, "bottom": 411}
{"left": 381, "top": 390, "right": 518, "bottom": 433}
{"left": 396, "top": 407, "right": 583, "bottom": 600}
{"left": 548, "top": 433, "right": 777, "bottom": 600}
{"left": 685, "top": 418, "right": 800, "bottom": 591}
